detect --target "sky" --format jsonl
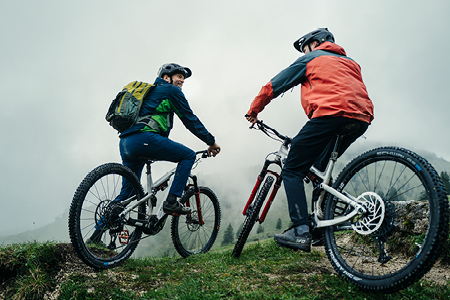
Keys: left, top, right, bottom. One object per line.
{"left": 1, "top": 0, "right": 450, "bottom": 237}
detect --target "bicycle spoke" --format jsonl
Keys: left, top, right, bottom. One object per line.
{"left": 69, "top": 163, "right": 145, "bottom": 269}
{"left": 171, "top": 187, "right": 221, "bottom": 257}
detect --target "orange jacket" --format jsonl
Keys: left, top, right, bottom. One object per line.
{"left": 247, "top": 42, "right": 374, "bottom": 124}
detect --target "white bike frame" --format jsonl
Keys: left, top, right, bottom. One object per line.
{"left": 116, "top": 152, "right": 206, "bottom": 227}
{"left": 267, "top": 137, "right": 367, "bottom": 229}
{"left": 116, "top": 163, "right": 175, "bottom": 227}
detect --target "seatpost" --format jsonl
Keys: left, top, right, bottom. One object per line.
{"left": 331, "top": 135, "right": 343, "bottom": 161}
{"left": 318, "top": 134, "right": 343, "bottom": 185}
{"left": 146, "top": 163, "right": 153, "bottom": 194}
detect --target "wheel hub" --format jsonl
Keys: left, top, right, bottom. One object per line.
{"left": 186, "top": 211, "right": 200, "bottom": 231}
{"left": 95, "top": 200, "right": 124, "bottom": 231}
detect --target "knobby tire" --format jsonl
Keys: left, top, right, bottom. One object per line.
{"left": 68, "top": 163, "right": 145, "bottom": 269}
{"left": 171, "top": 187, "right": 221, "bottom": 257}
{"left": 323, "top": 147, "right": 449, "bottom": 293}
{"left": 232, "top": 176, "right": 274, "bottom": 258}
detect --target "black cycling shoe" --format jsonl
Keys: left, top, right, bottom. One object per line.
{"left": 163, "top": 201, "right": 191, "bottom": 215}
{"left": 274, "top": 227, "right": 312, "bottom": 252}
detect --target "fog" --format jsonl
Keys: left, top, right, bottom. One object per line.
{"left": 1, "top": 0, "right": 450, "bottom": 240}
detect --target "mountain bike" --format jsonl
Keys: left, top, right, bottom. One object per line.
{"left": 232, "top": 120, "right": 449, "bottom": 293}
{"left": 68, "top": 150, "right": 221, "bottom": 269}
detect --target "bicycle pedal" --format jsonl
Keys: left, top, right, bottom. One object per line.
{"left": 118, "top": 230, "right": 130, "bottom": 244}
{"left": 165, "top": 211, "right": 180, "bottom": 217}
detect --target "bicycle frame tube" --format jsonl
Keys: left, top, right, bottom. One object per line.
{"left": 119, "top": 164, "right": 177, "bottom": 221}
{"left": 244, "top": 122, "right": 370, "bottom": 231}
{"left": 118, "top": 153, "right": 208, "bottom": 230}
{"left": 314, "top": 183, "right": 366, "bottom": 228}
{"left": 302, "top": 136, "right": 367, "bottom": 228}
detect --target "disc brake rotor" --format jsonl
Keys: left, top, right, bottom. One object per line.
{"left": 351, "top": 192, "right": 385, "bottom": 235}
{"left": 186, "top": 211, "right": 200, "bottom": 231}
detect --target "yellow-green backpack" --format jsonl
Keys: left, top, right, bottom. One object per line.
{"left": 105, "top": 81, "right": 154, "bottom": 132}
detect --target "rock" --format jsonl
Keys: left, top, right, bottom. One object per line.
{"left": 392, "top": 200, "right": 430, "bottom": 234}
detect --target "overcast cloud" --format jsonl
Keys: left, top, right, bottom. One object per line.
{"left": 1, "top": 0, "right": 450, "bottom": 236}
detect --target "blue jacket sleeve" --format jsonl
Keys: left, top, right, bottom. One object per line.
{"left": 168, "top": 86, "right": 216, "bottom": 146}
{"left": 270, "top": 56, "right": 308, "bottom": 98}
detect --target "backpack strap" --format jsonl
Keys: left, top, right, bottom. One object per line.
{"left": 137, "top": 116, "right": 163, "bottom": 135}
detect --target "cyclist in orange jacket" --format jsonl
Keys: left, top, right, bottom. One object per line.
{"left": 246, "top": 28, "right": 374, "bottom": 252}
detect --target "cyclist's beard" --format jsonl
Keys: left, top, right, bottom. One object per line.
{"left": 169, "top": 78, "right": 183, "bottom": 90}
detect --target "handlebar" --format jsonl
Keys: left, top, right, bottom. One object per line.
{"left": 245, "top": 115, "right": 291, "bottom": 144}
{"left": 195, "top": 150, "right": 209, "bottom": 158}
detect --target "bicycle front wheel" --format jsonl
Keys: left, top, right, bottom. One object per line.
{"left": 68, "top": 163, "right": 145, "bottom": 269}
{"left": 171, "top": 187, "right": 221, "bottom": 257}
{"left": 232, "top": 176, "right": 274, "bottom": 258}
{"left": 323, "top": 147, "right": 449, "bottom": 293}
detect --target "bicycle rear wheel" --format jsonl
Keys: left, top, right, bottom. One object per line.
{"left": 232, "top": 176, "right": 274, "bottom": 258}
{"left": 323, "top": 147, "right": 449, "bottom": 293}
{"left": 171, "top": 187, "right": 221, "bottom": 257}
{"left": 68, "top": 163, "right": 145, "bottom": 269}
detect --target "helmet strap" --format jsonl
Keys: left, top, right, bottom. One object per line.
{"left": 163, "top": 74, "right": 174, "bottom": 84}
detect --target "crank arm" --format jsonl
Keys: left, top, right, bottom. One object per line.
{"left": 119, "top": 193, "right": 152, "bottom": 218}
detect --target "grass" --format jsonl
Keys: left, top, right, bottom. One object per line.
{"left": 0, "top": 241, "right": 59, "bottom": 299}
{"left": 1, "top": 239, "right": 450, "bottom": 299}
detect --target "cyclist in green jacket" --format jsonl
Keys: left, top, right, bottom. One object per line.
{"left": 87, "top": 63, "right": 220, "bottom": 244}
{"left": 120, "top": 63, "right": 221, "bottom": 215}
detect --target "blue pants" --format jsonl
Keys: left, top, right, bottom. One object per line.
{"left": 280, "top": 116, "right": 368, "bottom": 227}
{"left": 118, "top": 131, "right": 196, "bottom": 199}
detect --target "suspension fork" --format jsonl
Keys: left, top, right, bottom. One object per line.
{"left": 242, "top": 159, "right": 281, "bottom": 220}
{"left": 185, "top": 175, "right": 204, "bottom": 225}
{"left": 242, "top": 162, "right": 268, "bottom": 215}
{"left": 258, "top": 174, "right": 281, "bottom": 223}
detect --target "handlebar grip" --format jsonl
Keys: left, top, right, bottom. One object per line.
{"left": 195, "top": 150, "right": 208, "bottom": 155}
{"left": 244, "top": 114, "right": 263, "bottom": 125}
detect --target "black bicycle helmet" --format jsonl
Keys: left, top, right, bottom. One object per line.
{"left": 293, "top": 28, "right": 335, "bottom": 53}
{"left": 157, "top": 63, "right": 192, "bottom": 79}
